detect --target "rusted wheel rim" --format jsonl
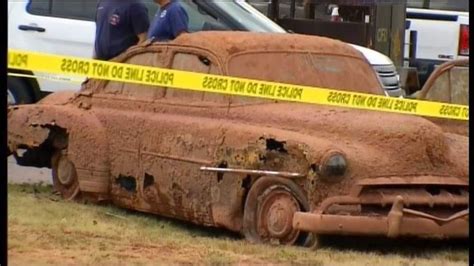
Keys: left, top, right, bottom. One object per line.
{"left": 57, "top": 156, "right": 75, "bottom": 186}
{"left": 257, "top": 188, "right": 301, "bottom": 245}
{"left": 52, "top": 154, "right": 80, "bottom": 201}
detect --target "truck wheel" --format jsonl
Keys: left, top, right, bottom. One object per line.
{"left": 243, "top": 176, "right": 314, "bottom": 246}
{"left": 7, "top": 77, "right": 34, "bottom": 105}
{"left": 51, "top": 152, "right": 81, "bottom": 201}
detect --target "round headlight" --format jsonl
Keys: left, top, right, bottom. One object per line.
{"left": 318, "top": 151, "right": 347, "bottom": 181}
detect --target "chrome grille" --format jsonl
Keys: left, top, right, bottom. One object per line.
{"left": 373, "top": 64, "right": 403, "bottom": 96}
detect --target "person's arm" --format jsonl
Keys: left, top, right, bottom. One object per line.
{"left": 130, "top": 3, "right": 150, "bottom": 43}
{"left": 137, "top": 32, "right": 147, "bottom": 44}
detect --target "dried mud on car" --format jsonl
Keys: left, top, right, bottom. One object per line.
{"left": 8, "top": 32, "right": 469, "bottom": 247}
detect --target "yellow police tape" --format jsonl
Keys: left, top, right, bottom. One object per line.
{"left": 7, "top": 72, "right": 84, "bottom": 83}
{"left": 8, "top": 49, "right": 468, "bottom": 121}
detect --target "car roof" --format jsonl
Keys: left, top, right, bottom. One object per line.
{"left": 164, "top": 31, "right": 364, "bottom": 60}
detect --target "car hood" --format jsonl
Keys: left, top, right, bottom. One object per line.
{"left": 225, "top": 102, "right": 468, "bottom": 181}
{"left": 350, "top": 44, "right": 394, "bottom": 66}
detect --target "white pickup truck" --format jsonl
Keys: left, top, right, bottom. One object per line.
{"left": 404, "top": 0, "right": 469, "bottom": 87}
{"left": 8, "top": 0, "right": 402, "bottom": 105}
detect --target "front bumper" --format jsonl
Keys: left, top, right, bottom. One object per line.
{"left": 293, "top": 196, "right": 468, "bottom": 238}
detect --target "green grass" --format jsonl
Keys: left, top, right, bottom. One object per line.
{"left": 8, "top": 183, "right": 469, "bottom": 265}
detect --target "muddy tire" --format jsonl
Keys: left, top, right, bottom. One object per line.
{"left": 51, "top": 152, "right": 81, "bottom": 201}
{"left": 243, "top": 176, "right": 315, "bottom": 246}
{"left": 8, "top": 77, "right": 33, "bottom": 105}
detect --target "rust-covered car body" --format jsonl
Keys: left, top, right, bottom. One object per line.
{"left": 8, "top": 32, "right": 468, "bottom": 245}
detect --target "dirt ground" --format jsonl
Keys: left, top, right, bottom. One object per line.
{"left": 7, "top": 184, "right": 468, "bottom": 266}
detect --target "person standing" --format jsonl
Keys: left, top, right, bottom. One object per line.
{"left": 148, "top": 0, "right": 189, "bottom": 41}
{"left": 94, "top": 0, "right": 150, "bottom": 60}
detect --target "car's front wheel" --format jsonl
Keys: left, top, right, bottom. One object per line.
{"left": 242, "top": 176, "right": 316, "bottom": 246}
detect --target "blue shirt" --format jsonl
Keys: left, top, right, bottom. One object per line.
{"left": 95, "top": 0, "right": 150, "bottom": 60}
{"left": 148, "top": 1, "right": 189, "bottom": 41}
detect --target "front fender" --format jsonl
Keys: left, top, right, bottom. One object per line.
{"left": 8, "top": 104, "right": 110, "bottom": 194}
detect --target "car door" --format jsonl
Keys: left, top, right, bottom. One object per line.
{"left": 8, "top": 0, "right": 98, "bottom": 92}
{"left": 138, "top": 47, "right": 230, "bottom": 225}
{"left": 86, "top": 46, "right": 171, "bottom": 211}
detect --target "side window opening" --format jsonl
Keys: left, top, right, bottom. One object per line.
{"left": 167, "top": 52, "right": 229, "bottom": 104}
{"left": 27, "top": 0, "right": 51, "bottom": 16}
{"left": 120, "top": 51, "right": 169, "bottom": 100}
{"left": 167, "top": 53, "right": 208, "bottom": 101}
{"left": 51, "top": 1, "right": 98, "bottom": 21}
{"left": 97, "top": 49, "right": 169, "bottom": 100}
{"left": 27, "top": 0, "right": 98, "bottom": 21}
{"left": 202, "top": 64, "right": 230, "bottom": 103}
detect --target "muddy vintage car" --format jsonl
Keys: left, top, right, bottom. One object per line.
{"left": 8, "top": 32, "right": 468, "bottom": 246}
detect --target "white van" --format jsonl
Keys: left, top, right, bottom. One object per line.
{"left": 8, "top": 0, "right": 402, "bottom": 104}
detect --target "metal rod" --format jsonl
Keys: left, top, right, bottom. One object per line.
{"left": 200, "top": 166, "right": 304, "bottom": 178}
{"left": 119, "top": 148, "right": 213, "bottom": 165}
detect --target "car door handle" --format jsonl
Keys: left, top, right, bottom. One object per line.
{"left": 18, "top": 25, "right": 46, "bottom": 32}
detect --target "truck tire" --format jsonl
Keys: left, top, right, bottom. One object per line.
{"left": 7, "top": 77, "right": 34, "bottom": 105}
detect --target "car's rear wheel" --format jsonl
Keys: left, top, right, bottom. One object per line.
{"left": 51, "top": 152, "right": 81, "bottom": 201}
{"left": 243, "top": 176, "right": 316, "bottom": 246}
